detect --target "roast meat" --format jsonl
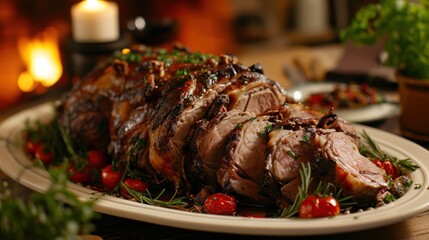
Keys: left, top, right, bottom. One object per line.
{"left": 58, "top": 45, "right": 390, "bottom": 208}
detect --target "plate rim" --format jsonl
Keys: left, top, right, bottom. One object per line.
{"left": 1, "top": 102, "right": 429, "bottom": 236}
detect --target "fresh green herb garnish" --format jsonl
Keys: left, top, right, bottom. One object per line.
{"left": 279, "top": 162, "right": 312, "bottom": 218}
{"left": 175, "top": 68, "right": 190, "bottom": 77}
{"left": 178, "top": 52, "right": 217, "bottom": 64}
{"left": 208, "top": 73, "right": 218, "bottom": 81}
{"left": 0, "top": 165, "right": 97, "bottom": 240}
{"left": 300, "top": 133, "right": 311, "bottom": 144}
{"left": 359, "top": 130, "right": 419, "bottom": 172}
{"left": 287, "top": 150, "right": 299, "bottom": 160}
{"left": 314, "top": 182, "right": 356, "bottom": 208}
{"left": 122, "top": 185, "right": 188, "bottom": 209}
{"left": 113, "top": 50, "right": 142, "bottom": 63}
{"left": 384, "top": 193, "right": 397, "bottom": 203}
{"left": 126, "top": 137, "right": 147, "bottom": 163}
{"left": 259, "top": 124, "right": 279, "bottom": 138}
{"left": 278, "top": 162, "right": 355, "bottom": 218}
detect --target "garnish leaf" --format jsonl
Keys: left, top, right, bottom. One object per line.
{"left": 279, "top": 162, "right": 312, "bottom": 218}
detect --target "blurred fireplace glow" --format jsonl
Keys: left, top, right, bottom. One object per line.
{"left": 17, "top": 27, "right": 63, "bottom": 92}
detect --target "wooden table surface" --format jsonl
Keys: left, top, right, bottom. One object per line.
{"left": 1, "top": 45, "right": 429, "bottom": 240}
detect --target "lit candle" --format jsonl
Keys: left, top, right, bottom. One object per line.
{"left": 71, "top": 0, "right": 119, "bottom": 43}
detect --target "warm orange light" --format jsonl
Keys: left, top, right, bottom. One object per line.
{"left": 17, "top": 72, "right": 36, "bottom": 92}
{"left": 18, "top": 27, "right": 63, "bottom": 91}
{"left": 121, "top": 48, "right": 131, "bottom": 55}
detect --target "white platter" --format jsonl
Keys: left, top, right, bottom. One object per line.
{"left": 288, "top": 82, "right": 399, "bottom": 123}
{"left": 1, "top": 102, "right": 429, "bottom": 236}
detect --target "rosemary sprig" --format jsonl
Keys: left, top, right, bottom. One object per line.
{"left": 123, "top": 184, "right": 188, "bottom": 209}
{"left": 359, "top": 130, "right": 419, "bottom": 172}
{"left": 314, "top": 182, "right": 356, "bottom": 208}
{"left": 279, "top": 162, "right": 312, "bottom": 218}
{"left": 359, "top": 130, "right": 388, "bottom": 160}
{"left": 278, "top": 162, "right": 356, "bottom": 218}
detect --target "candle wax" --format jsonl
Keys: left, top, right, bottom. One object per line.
{"left": 71, "top": 0, "right": 119, "bottom": 43}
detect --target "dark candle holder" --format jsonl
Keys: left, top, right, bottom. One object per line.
{"left": 66, "top": 33, "right": 132, "bottom": 80}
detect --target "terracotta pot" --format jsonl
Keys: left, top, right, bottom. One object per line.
{"left": 397, "top": 74, "right": 429, "bottom": 142}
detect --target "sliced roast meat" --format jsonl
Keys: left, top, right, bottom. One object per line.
{"left": 58, "top": 92, "right": 113, "bottom": 151}
{"left": 311, "top": 130, "right": 388, "bottom": 204}
{"left": 223, "top": 71, "right": 288, "bottom": 114}
{"left": 149, "top": 68, "right": 289, "bottom": 189}
{"left": 184, "top": 109, "right": 255, "bottom": 191}
{"left": 217, "top": 116, "right": 273, "bottom": 204}
{"left": 148, "top": 65, "right": 248, "bottom": 187}
{"left": 266, "top": 129, "right": 313, "bottom": 184}
{"left": 280, "top": 103, "right": 324, "bottom": 119}
{"left": 316, "top": 109, "right": 359, "bottom": 145}
{"left": 57, "top": 45, "right": 399, "bottom": 211}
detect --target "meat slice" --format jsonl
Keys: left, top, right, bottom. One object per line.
{"left": 149, "top": 68, "right": 288, "bottom": 189}
{"left": 217, "top": 116, "right": 273, "bottom": 204}
{"left": 184, "top": 109, "right": 255, "bottom": 191}
{"left": 223, "top": 72, "right": 288, "bottom": 114}
{"left": 148, "top": 64, "right": 247, "bottom": 188}
{"left": 57, "top": 64, "right": 127, "bottom": 151}
{"left": 316, "top": 109, "right": 359, "bottom": 145}
{"left": 266, "top": 129, "right": 312, "bottom": 184}
{"left": 279, "top": 103, "right": 324, "bottom": 119}
{"left": 311, "top": 130, "right": 388, "bottom": 204}
{"left": 58, "top": 92, "right": 112, "bottom": 151}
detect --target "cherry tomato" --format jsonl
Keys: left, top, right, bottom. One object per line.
{"left": 26, "top": 140, "right": 41, "bottom": 156}
{"left": 35, "top": 145, "right": 53, "bottom": 165}
{"left": 121, "top": 178, "right": 148, "bottom": 199}
{"left": 88, "top": 150, "right": 108, "bottom": 169}
{"left": 68, "top": 164, "right": 91, "bottom": 184}
{"left": 204, "top": 193, "right": 236, "bottom": 215}
{"left": 101, "top": 164, "right": 125, "bottom": 190}
{"left": 373, "top": 159, "right": 399, "bottom": 179}
{"left": 299, "top": 195, "right": 340, "bottom": 218}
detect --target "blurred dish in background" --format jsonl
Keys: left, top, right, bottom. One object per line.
{"left": 301, "top": 82, "right": 384, "bottom": 110}
{"left": 288, "top": 82, "right": 399, "bottom": 123}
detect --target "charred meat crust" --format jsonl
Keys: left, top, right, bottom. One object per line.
{"left": 58, "top": 45, "right": 391, "bottom": 208}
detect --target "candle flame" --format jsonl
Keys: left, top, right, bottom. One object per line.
{"left": 18, "top": 27, "right": 63, "bottom": 91}
{"left": 83, "top": 0, "right": 104, "bottom": 10}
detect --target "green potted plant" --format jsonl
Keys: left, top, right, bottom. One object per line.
{"left": 341, "top": 0, "right": 429, "bottom": 141}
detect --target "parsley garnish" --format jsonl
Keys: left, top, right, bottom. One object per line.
{"left": 300, "top": 133, "right": 311, "bottom": 144}
{"left": 175, "top": 69, "right": 190, "bottom": 77}
{"left": 113, "top": 50, "right": 142, "bottom": 63}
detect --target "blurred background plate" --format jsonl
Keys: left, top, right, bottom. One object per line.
{"left": 288, "top": 82, "right": 399, "bottom": 123}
